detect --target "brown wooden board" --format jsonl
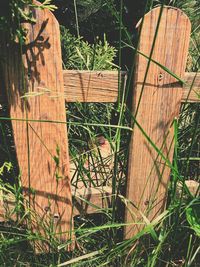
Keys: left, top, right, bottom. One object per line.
{"left": 63, "top": 71, "right": 199, "bottom": 103}
{"left": 1, "top": 71, "right": 199, "bottom": 104}
{"left": 0, "top": 2, "right": 72, "bottom": 250}
{"left": 72, "top": 186, "right": 112, "bottom": 216}
{"left": 125, "top": 7, "right": 191, "bottom": 238}
{"left": 182, "top": 72, "right": 200, "bottom": 102}
{"left": 0, "top": 186, "right": 112, "bottom": 221}
{"left": 63, "top": 70, "right": 127, "bottom": 102}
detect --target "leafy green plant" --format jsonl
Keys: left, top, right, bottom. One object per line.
{"left": 186, "top": 199, "right": 200, "bottom": 237}
{"left": 0, "top": 0, "right": 57, "bottom": 42}
{"left": 0, "top": 162, "right": 12, "bottom": 175}
{"left": 0, "top": 0, "right": 199, "bottom": 266}
{"left": 60, "top": 24, "right": 118, "bottom": 169}
{"left": 60, "top": 26, "right": 117, "bottom": 70}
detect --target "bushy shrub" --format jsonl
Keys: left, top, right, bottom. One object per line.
{"left": 60, "top": 25, "right": 117, "bottom": 70}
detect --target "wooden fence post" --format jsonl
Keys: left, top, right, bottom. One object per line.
{"left": 0, "top": 2, "right": 72, "bottom": 250}
{"left": 125, "top": 7, "right": 191, "bottom": 238}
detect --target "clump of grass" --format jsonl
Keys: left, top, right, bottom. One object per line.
{"left": 0, "top": 0, "right": 199, "bottom": 266}
{"left": 60, "top": 26, "right": 117, "bottom": 71}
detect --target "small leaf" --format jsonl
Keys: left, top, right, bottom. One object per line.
{"left": 53, "top": 156, "right": 59, "bottom": 166}
{"left": 186, "top": 202, "right": 200, "bottom": 236}
{"left": 56, "top": 145, "right": 60, "bottom": 157}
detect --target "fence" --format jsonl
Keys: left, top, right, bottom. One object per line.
{"left": 0, "top": 3, "right": 199, "bottom": 251}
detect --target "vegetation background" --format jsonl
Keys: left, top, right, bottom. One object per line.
{"left": 0, "top": 0, "right": 199, "bottom": 266}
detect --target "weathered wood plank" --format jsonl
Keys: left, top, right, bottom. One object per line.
{"left": 2, "top": 178, "right": 199, "bottom": 221}
{"left": 63, "top": 70, "right": 200, "bottom": 103}
{"left": 0, "top": 1, "right": 72, "bottom": 249}
{"left": 72, "top": 186, "right": 112, "bottom": 216}
{"left": 182, "top": 72, "right": 200, "bottom": 102}
{"left": 1, "top": 71, "right": 199, "bottom": 104}
{"left": 63, "top": 70, "right": 126, "bottom": 102}
{"left": 125, "top": 7, "right": 191, "bottom": 238}
{"left": 0, "top": 186, "right": 112, "bottom": 221}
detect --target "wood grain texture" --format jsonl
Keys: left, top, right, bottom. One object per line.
{"left": 72, "top": 186, "right": 112, "bottom": 216}
{"left": 1, "top": 71, "right": 199, "bottom": 104}
{"left": 63, "top": 70, "right": 199, "bottom": 103}
{"left": 0, "top": 190, "right": 16, "bottom": 222}
{"left": 125, "top": 7, "right": 191, "bottom": 238}
{"left": 182, "top": 72, "right": 200, "bottom": 102}
{"left": 0, "top": 1, "right": 72, "bottom": 249}
{"left": 0, "top": 186, "right": 112, "bottom": 220}
{"left": 63, "top": 70, "right": 126, "bottom": 102}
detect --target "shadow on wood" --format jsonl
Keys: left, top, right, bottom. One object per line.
{"left": 0, "top": 1, "right": 72, "bottom": 252}
{"left": 125, "top": 6, "right": 191, "bottom": 238}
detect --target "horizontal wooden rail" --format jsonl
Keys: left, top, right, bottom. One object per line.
{"left": 0, "top": 186, "right": 112, "bottom": 221}
{"left": 72, "top": 186, "right": 112, "bottom": 216}
{"left": 2, "top": 180, "right": 199, "bottom": 222}
{"left": 0, "top": 71, "right": 199, "bottom": 104}
{"left": 63, "top": 70, "right": 125, "bottom": 102}
{"left": 182, "top": 72, "right": 200, "bottom": 102}
{"left": 63, "top": 71, "right": 199, "bottom": 103}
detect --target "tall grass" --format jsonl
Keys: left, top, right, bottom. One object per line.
{"left": 0, "top": 0, "right": 199, "bottom": 266}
